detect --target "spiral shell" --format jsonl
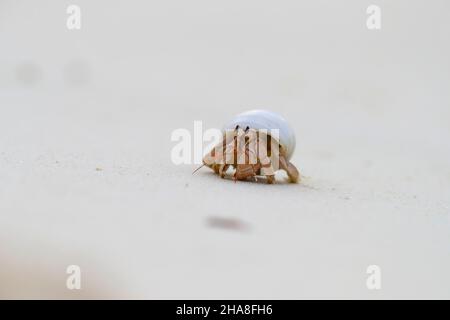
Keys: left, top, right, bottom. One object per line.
{"left": 224, "top": 109, "right": 296, "bottom": 160}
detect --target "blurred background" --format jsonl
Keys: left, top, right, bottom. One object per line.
{"left": 0, "top": 0, "right": 449, "bottom": 298}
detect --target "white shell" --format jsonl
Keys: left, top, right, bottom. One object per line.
{"left": 224, "top": 109, "right": 296, "bottom": 160}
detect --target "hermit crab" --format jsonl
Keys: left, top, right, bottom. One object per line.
{"left": 196, "top": 110, "right": 300, "bottom": 184}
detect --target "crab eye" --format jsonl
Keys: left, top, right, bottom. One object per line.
{"left": 245, "top": 126, "right": 250, "bottom": 132}
{"left": 235, "top": 125, "right": 239, "bottom": 131}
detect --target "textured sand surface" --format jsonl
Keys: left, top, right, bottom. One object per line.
{"left": 0, "top": 1, "right": 449, "bottom": 298}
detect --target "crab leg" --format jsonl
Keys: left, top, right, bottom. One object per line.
{"left": 279, "top": 154, "right": 300, "bottom": 183}
{"left": 218, "top": 164, "right": 230, "bottom": 178}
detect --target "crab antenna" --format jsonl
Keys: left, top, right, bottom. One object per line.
{"left": 192, "top": 164, "right": 205, "bottom": 175}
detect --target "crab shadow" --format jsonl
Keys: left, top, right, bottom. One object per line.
{"left": 197, "top": 169, "right": 310, "bottom": 188}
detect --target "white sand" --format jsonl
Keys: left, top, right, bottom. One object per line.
{"left": 0, "top": 1, "right": 449, "bottom": 298}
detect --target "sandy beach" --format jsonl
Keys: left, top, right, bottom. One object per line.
{"left": 0, "top": 1, "right": 449, "bottom": 298}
